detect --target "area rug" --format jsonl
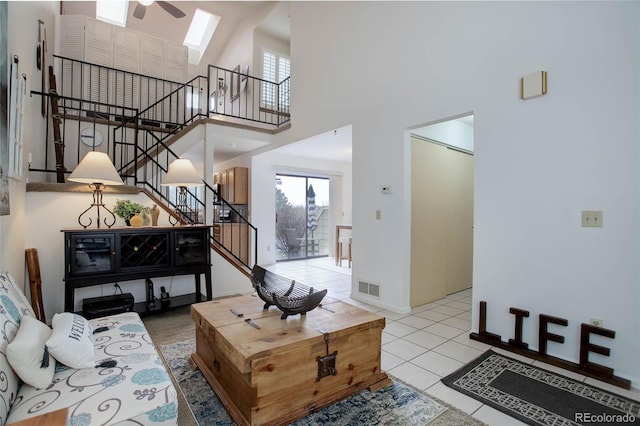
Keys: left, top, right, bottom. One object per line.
{"left": 442, "top": 350, "right": 640, "bottom": 426}
{"left": 160, "top": 339, "right": 447, "bottom": 425}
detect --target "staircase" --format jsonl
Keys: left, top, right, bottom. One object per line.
{"left": 30, "top": 57, "right": 291, "bottom": 274}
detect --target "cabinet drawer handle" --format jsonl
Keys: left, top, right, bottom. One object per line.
{"left": 213, "top": 359, "right": 220, "bottom": 372}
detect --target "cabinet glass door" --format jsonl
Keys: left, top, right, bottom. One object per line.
{"left": 175, "top": 230, "right": 208, "bottom": 265}
{"left": 70, "top": 234, "right": 115, "bottom": 274}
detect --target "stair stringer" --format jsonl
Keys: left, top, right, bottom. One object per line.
{"left": 127, "top": 118, "right": 276, "bottom": 180}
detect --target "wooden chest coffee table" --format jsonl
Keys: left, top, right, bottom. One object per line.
{"left": 191, "top": 294, "right": 390, "bottom": 426}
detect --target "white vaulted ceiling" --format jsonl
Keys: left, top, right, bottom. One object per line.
{"left": 61, "top": 1, "right": 287, "bottom": 67}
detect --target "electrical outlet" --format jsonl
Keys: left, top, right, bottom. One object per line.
{"left": 376, "top": 210, "right": 381, "bottom": 220}
{"left": 582, "top": 211, "right": 603, "bottom": 227}
{"left": 589, "top": 317, "right": 603, "bottom": 328}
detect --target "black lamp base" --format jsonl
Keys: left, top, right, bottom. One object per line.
{"left": 77, "top": 183, "right": 116, "bottom": 228}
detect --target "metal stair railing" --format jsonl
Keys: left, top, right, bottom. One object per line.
{"left": 206, "top": 181, "right": 258, "bottom": 268}
{"left": 113, "top": 75, "right": 207, "bottom": 223}
{"left": 121, "top": 124, "right": 206, "bottom": 225}
{"left": 114, "top": 76, "right": 256, "bottom": 270}
{"left": 113, "top": 74, "right": 208, "bottom": 180}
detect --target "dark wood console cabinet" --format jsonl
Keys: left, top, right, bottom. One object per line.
{"left": 63, "top": 225, "right": 212, "bottom": 314}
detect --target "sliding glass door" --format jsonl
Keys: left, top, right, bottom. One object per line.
{"left": 275, "top": 174, "right": 330, "bottom": 261}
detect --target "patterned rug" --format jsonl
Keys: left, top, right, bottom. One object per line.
{"left": 160, "top": 339, "right": 447, "bottom": 425}
{"left": 442, "top": 350, "right": 640, "bottom": 426}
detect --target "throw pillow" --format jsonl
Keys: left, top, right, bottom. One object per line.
{"left": 46, "top": 312, "right": 94, "bottom": 369}
{"left": 6, "top": 315, "right": 56, "bottom": 389}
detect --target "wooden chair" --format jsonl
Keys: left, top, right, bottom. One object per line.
{"left": 25, "top": 248, "right": 46, "bottom": 322}
{"left": 338, "top": 236, "right": 352, "bottom": 268}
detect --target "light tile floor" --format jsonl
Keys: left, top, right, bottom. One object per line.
{"left": 268, "top": 257, "right": 640, "bottom": 426}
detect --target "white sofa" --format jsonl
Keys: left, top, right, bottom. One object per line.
{"left": 0, "top": 272, "right": 178, "bottom": 425}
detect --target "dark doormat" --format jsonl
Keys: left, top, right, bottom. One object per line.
{"left": 441, "top": 350, "right": 640, "bottom": 425}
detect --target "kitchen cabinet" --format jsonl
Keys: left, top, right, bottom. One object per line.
{"left": 214, "top": 167, "right": 248, "bottom": 204}
{"left": 213, "top": 223, "right": 249, "bottom": 264}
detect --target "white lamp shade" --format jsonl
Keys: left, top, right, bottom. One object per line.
{"left": 161, "top": 159, "right": 204, "bottom": 187}
{"left": 68, "top": 151, "right": 124, "bottom": 185}
{"left": 139, "top": 0, "right": 154, "bottom": 6}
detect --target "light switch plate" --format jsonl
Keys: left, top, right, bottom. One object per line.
{"left": 521, "top": 71, "right": 547, "bottom": 100}
{"left": 582, "top": 211, "right": 603, "bottom": 227}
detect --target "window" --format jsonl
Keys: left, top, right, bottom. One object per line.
{"left": 183, "top": 9, "right": 221, "bottom": 65}
{"left": 186, "top": 92, "right": 200, "bottom": 110}
{"left": 262, "top": 49, "right": 290, "bottom": 110}
{"left": 275, "top": 174, "right": 330, "bottom": 261}
{"left": 96, "top": 0, "right": 129, "bottom": 27}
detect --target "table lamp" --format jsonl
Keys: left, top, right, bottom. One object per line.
{"left": 67, "top": 151, "right": 124, "bottom": 228}
{"left": 161, "top": 158, "right": 204, "bottom": 225}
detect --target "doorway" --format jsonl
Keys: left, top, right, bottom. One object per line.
{"left": 410, "top": 115, "right": 474, "bottom": 306}
{"left": 275, "top": 174, "right": 330, "bottom": 261}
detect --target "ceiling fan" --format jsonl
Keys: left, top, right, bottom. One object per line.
{"left": 133, "top": 0, "right": 186, "bottom": 20}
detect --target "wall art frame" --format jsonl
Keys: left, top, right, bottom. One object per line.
{"left": 0, "top": 1, "right": 11, "bottom": 216}
{"left": 241, "top": 65, "right": 249, "bottom": 93}
{"left": 0, "top": 2, "right": 8, "bottom": 175}
{"left": 231, "top": 64, "right": 240, "bottom": 101}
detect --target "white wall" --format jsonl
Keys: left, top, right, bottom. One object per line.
{"left": 192, "top": 2, "right": 276, "bottom": 77}
{"left": 215, "top": 4, "right": 277, "bottom": 75}
{"left": 278, "top": 2, "right": 639, "bottom": 385}
{"left": 211, "top": 250, "right": 254, "bottom": 297}
{"left": 0, "top": 2, "right": 58, "bottom": 286}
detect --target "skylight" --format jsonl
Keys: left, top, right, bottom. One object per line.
{"left": 96, "top": 0, "right": 129, "bottom": 28}
{"left": 183, "top": 9, "right": 221, "bottom": 65}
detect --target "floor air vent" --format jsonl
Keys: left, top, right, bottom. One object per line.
{"left": 358, "top": 281, "right": 380, "bottom": 297}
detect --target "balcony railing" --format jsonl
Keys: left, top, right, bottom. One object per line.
{"left": 54, "top": 55, "right": 291, "bottom": 129}
{"left": 54, "top": 55, "right": 189, "bottom": 120}
{"left": 207, "top": 65, "right": 290, "bottom": 127}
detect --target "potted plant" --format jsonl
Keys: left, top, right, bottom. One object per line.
{"left": 113, "top": 199, "right": 144, "bottom": 226}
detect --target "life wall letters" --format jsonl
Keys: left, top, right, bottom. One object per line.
{"left": 470, "top": 300, "right": 630, "bottom": 389}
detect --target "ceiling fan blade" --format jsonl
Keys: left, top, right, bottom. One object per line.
{"left": 133, "top": 3, "right": 146, "bottom": 19}
{"left": 157, "top": 1, "right": 186, "bottom": 18}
